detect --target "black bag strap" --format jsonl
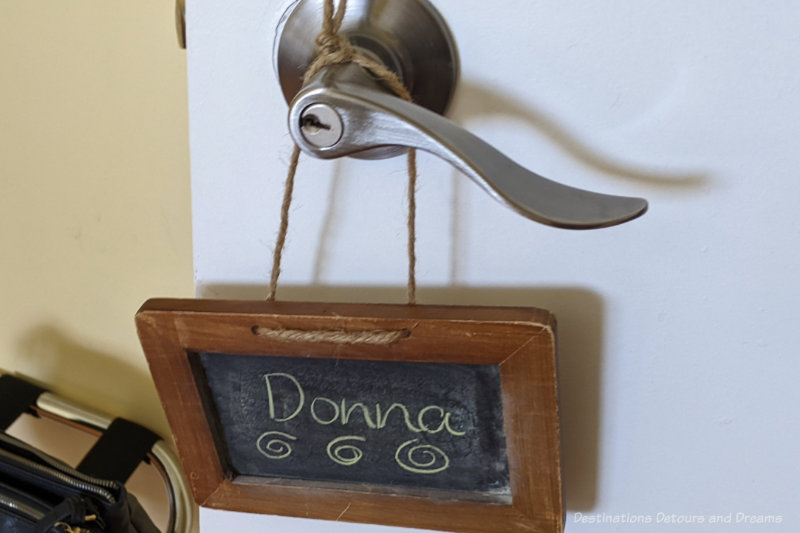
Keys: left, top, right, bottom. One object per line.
{"left": 0, "top": 374, "right": 46, "bottom": 431}
{"left": 1, "top": 374, "right": 160, "bottom": 483}
{"left": 77, "top": 418, "right": 161, "bottom": 483}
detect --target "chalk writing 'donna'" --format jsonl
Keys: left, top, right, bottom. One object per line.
{"left": 257, "top": 372, "right": 466, "bottom": 474}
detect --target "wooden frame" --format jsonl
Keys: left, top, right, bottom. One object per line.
{"left": 137, "top": 299, "right": 563, "bottom": 533}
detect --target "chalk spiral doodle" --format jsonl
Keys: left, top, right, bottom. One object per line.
{"left": 394, "top": 439, "right": 450, "bottom": 474}
{"left": 256, "top": 431, "right": 296, "bottom": 460}
{"left": 326, "top": 435, "right": 366, "bottom": 466}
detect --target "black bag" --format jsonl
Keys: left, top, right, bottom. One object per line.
{"left": 0, "top": 375, "right": 191, "bottom": 533}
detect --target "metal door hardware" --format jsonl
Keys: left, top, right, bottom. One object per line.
{"left": 176, "top": 0, "right": 186, "bottom": 49}
{"left": 275, "top": 0, "right": 648, "bottom": 229}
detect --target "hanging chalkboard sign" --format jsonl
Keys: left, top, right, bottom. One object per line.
{"left": 137, "top": 299, "right": 563, "bottom": 533}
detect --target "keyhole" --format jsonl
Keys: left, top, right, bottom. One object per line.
{"left": 297, "top": 104, "right": 344, "bottom": 148}
{"left": 300, "top": 114, "right": 331, "bottom": 135}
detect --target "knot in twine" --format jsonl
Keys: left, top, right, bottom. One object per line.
{"left": 303, "top": 0, "right": 413, "bottom": 103}
{"left": 313, "top": 31, "right": 354, "bottom": 64}
{"left": 268, "top": 0, "right": 418, "bottom": 304}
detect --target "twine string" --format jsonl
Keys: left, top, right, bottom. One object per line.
{"left": 252, "top": 326, "right": 411, "bottom": 345}
{"left": 267, "top": 0, "right": 418, "bottom": 304}
{"left": 267, "top": 145, "right": 300, "bottom": 301}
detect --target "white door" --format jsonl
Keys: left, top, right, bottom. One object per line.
{"left": 189, "top": 1, "right": 800, "bottom": 531}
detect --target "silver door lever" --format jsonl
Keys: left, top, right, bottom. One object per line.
{"left": 277, "top": 0, "right": 648, "bottom": 230}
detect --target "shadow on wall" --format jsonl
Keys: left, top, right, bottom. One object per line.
{"left": 199, "top": 283, "right": 605, "bottom": 511}
{"left": 451, "top": 81, "right": 710, "bottom": 190}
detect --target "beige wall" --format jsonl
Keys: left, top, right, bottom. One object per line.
{"left": 0, "top": 1, "right": 191, "bottom": 439}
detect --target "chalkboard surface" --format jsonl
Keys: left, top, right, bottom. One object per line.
{"left": 193, "top": 352, "right": 511, "bottom": 500}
